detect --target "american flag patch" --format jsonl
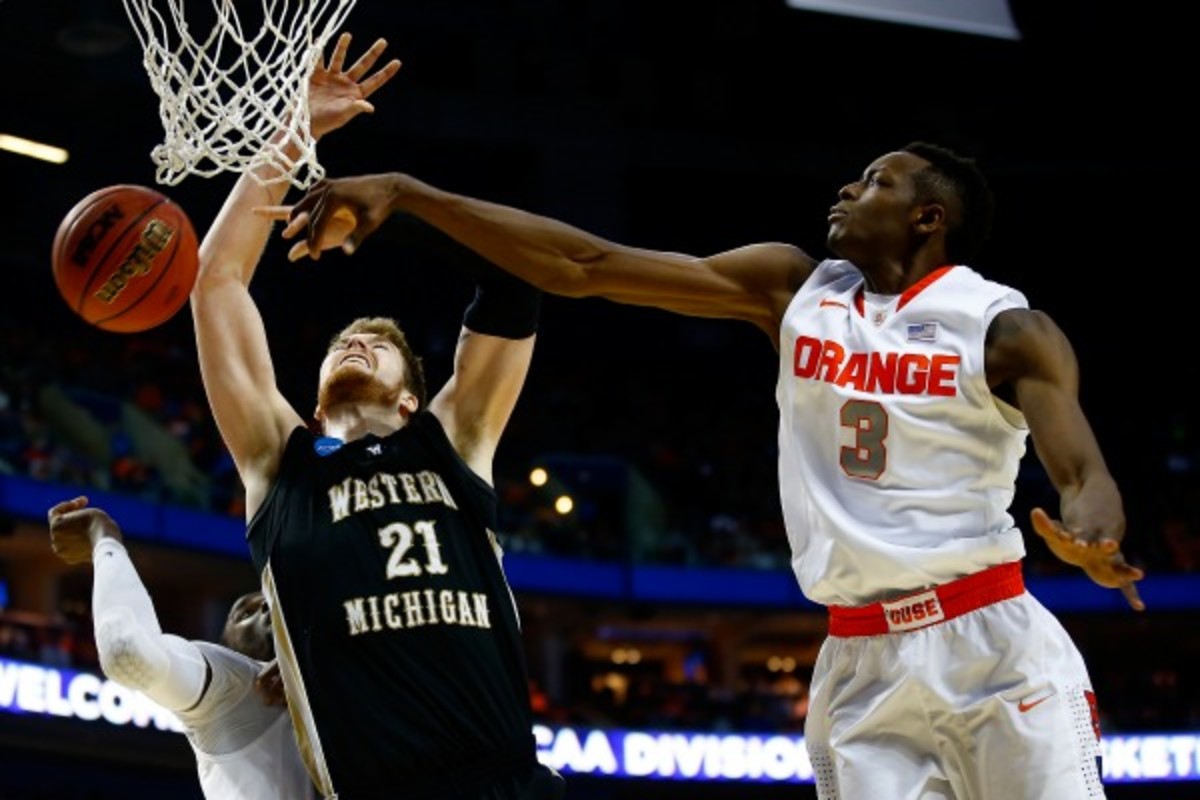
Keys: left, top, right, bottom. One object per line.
{"left": 907, "top": 322, "right": 938, "bottom": 342}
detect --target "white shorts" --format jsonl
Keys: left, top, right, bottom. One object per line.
{"left": 806, "top": 588, "right": 1105, "bottom": 800}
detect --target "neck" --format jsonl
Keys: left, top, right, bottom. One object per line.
{"left": 858, "top": 251, "right": 947, "bottom": 295}
{"left": 321, "top": 403, "right": 408, "bottom": 442}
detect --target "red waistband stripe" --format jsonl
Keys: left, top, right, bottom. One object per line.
{"left": 827, "top": 561, "right": 1025, "bottom": 637}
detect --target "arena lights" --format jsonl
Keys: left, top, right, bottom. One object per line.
{"left": 3, "top": 657, "right": 1198, "bottom": 784}
{"left": 0, "top": 133, "right": 69, "bottom": 164}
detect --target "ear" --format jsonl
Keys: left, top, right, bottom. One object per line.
{"left": 398, "top": 390, "right": 419, "bottom": 419}
{"left": 913, "top": 204, "right": 945, "bottom": 235}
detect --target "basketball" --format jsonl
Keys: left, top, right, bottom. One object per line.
{"left": 51, "top": 184, "right": 200, "bottom": 333}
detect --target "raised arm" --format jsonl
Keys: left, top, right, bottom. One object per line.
{"left": 985, "top": 308, "right": 1145, "bottom": 610}
{"left": 48, "top": 497, "right": 210, "bottom": 712}
{"left": 190, "top": 34, "right": 401, "bottom": 517}
{"left": 370, "top": 215, "right": 539, "bottom": 481}
{"left": 264, "top": 173, "right": 816, "bottom": 348}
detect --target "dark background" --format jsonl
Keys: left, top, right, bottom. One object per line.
{"left": 0, "top": 2, "right": 1196, "bottom": 798}
{"left": 0, "top": 1, "right": 1189, "bottom": 513}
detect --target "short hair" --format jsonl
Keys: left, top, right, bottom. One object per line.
{"left": 328, "top": 317, "right": 428, "bottom": 409}
{"left": 901, "top": 141, "right": 995, "bottom": 264}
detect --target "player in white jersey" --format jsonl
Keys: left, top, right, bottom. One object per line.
{"left": 48, "top": 496, "right": 315, "bottom": 800}
{"left": 262, "top": 141, "right": 1145, "bottom": 799}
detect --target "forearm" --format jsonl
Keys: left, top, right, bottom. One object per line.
{"left": 92, "top": 539, "right": 208, "bottom": 710}
{"left": 386, "top": 173, "right": 611, "bottom": 297}
{"left": 197, "top": 165, "right": 294, "bottom": 290}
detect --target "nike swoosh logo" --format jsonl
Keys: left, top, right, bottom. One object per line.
{"left": 1018, "top": 695, "right": 1053, "bottom": 713}
{"left": 819, "top": 299, "right": 848, "bottom": 309}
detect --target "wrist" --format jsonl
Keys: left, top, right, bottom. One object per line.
{"left": 92, "top": 535, "right": 125, "bottom": 558}
{"left": 387, "top": 173, "right": 415, "bottom": 212}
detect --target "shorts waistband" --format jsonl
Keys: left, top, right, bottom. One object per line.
{"left": 827, "top": 561, "right": 1025, "bottom": 637}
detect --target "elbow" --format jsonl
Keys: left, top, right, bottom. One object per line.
{"left": 94, "top": 614, "right": 158, "bottom": 691}
{"left": 538, "top": 249, "right": 608, "bottom": 299}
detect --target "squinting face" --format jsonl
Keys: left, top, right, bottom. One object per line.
{"left": 317, "top": 332, "right": 409, "bottom": 415}
{"left": 826, "top": 151, "right": 929, "bottom": 265}
{"left": 223, "top": 591, "right": 273, "bottom": 662}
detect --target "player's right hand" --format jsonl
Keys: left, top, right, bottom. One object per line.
{"left": 1030, "top": 507, "right": 1145, "bottom": 611}
{"left": 255, "top": 174, "right": 397, "bottom": 262}
{"left": 47, "top": 496, "right": 123, "bottom": 565}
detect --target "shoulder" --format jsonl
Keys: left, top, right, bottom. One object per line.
{"left": 191, "top": 641, "right": 263, "bottom": 678}
{"left": 985, "top": 307, "right": 1075, "bottom": 387}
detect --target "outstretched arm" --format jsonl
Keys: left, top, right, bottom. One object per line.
{"left": 190, "top": 34, "right": 401, "bottom": 518}
{"left": 261, "top": 173, "right": 816, "bottom": 347}
{"left": 986, "top": 309, "right": 1145, "bottom": 610}
{"left": 48, "top": 497, "right": 210, "bottom": 711}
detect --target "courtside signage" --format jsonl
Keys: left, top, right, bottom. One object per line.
{"left": 0, "top": 656, "right": 184, "bottom": 732}
{"left": 1, "top": 658, "right": 1195, "bottom": 784}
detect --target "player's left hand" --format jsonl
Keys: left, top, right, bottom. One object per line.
{"left": 309, "top": 32, "right": 402, "bottom": 139}
{"left": 1031, "top": 507, "right": 1145, "bottom": 611}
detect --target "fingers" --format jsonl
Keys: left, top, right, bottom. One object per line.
{"left": 287, "top": 240, "right": 312, "bottom": 262}
{"left": 48, "top": 496, "right": 89, "bottom": 520}
{"left": 345, "top": 37, "right": 388, "bottom": 83}
{"left": 1029, "top": 507, "right": 1065, "bottom": 542}
{"left": 327, "top": 31, "right": 351, "bottom": 74}
{"left": 281, "top": 211, "right": 309, "bottom": 241}
{"left": 253, "top": 205, "right": 294, "bottom": 222}
{"left": 1120, "top": 582, "right": 1145, "bottom": 612}
{"left": 359, "top": 59, "right": 402, "bottom": 99}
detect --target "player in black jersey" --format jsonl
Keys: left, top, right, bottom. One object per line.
{"left": 190, "top": 34, "right": 564, "bottom": 800}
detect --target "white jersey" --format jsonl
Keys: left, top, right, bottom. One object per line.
{"left": 178, "top": 643, "right": 315, "bottom": 800}
{"left": 776, "top": 260, "right": 1029, "bottom": 606}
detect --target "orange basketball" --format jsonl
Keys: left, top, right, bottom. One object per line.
{"left": 51, "top": 184, "right": 200, "bottom": 333}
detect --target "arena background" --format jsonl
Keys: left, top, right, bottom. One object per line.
{"left": 0, "top": 1, "right": 1196, "bottom": 798}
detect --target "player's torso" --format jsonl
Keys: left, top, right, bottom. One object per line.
{"left": 184, "top": 644, "right": 314, "bottom": 800}
{"left": 775, "top": 261, "right": 1030, "bottom": 605}
{"left": 249, "top": 414, "right": 533, "bottom": 792}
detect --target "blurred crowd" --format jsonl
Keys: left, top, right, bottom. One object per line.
{"left": 1, "top": 308, "right": 1198, "bottom": 743}
{"left": 3, "top": 307, "right": 1197, "bottom": 575}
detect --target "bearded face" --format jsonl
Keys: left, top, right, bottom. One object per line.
{"left": 316, "top": 334, "right": 411, "bottom": 422}
{"left": 318, "top": 360, "right": 404, "bottom": 411}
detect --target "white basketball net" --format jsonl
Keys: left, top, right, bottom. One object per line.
{"left": 121, "top": 0, "right": 358, "bottom": 189}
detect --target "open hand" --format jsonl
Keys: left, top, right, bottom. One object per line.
{"left": 309, "top": 32, "right": 402, "bottom": 140}
{"left": 1031, "top": 507, "right": 1145, "bottom": 611}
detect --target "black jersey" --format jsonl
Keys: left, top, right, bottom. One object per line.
{"left": 248, "top": 412, "right": 536, "bottom": 799}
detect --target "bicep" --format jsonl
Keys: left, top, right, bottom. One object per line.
{"left": 191, "top": 277, "right": 302, "bottom": 482}
{"left": 429, "top": 328, "right": 535, "bottom": 481}
{"left": 564, "top": 242, "right": 812, "bottom": 335}
{"left": 988, "top": 309, "right": 1102, "bottom": 489}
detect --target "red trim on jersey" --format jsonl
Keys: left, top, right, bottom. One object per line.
{"left": 896, "top": 264, "right": 955, "bottom": 310}
{"left": 852, "top": 265, "right": 956, "bottom": 317}
{"left": 827, "top": 561, "right": 1024, "bottom": 636}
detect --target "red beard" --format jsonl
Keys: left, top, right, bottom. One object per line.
{"left": 318, "top": 365, "right": 402, "bottom": 414}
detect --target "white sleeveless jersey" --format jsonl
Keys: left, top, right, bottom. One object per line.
{"left": 776, "top": 260, "right": 1030, "bottom": 606}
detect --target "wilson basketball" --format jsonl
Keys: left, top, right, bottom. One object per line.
{"left": 51, "top": 184, "right": 200, "bottom": 333}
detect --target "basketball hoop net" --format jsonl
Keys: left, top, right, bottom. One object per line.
{"left": 120, "top": 0, "right": 358, "bottom": 189}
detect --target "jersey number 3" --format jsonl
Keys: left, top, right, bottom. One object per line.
{"left": 841, "top": 399, "right": 887, "bottom": 480}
